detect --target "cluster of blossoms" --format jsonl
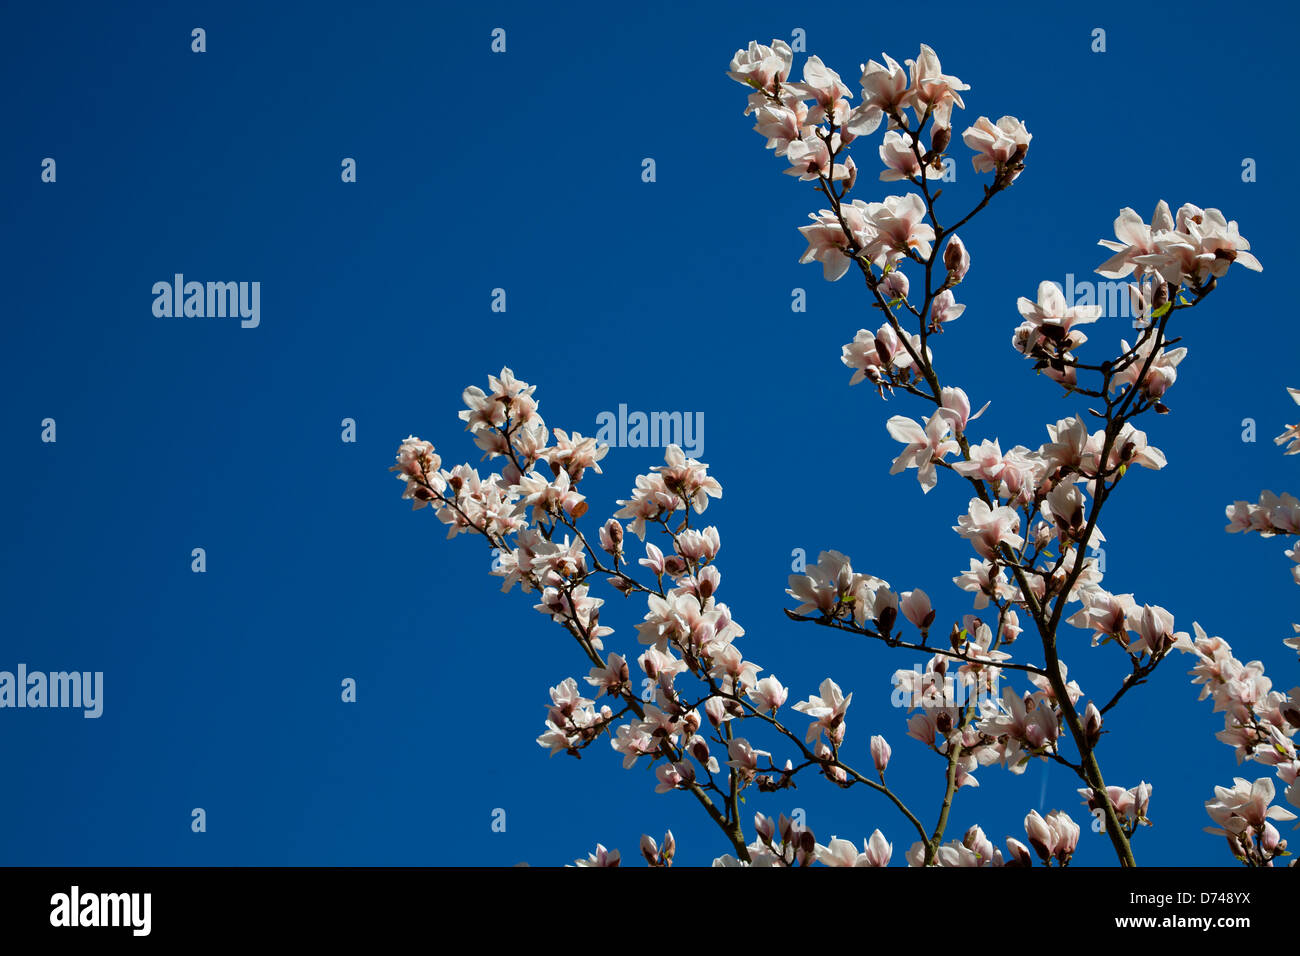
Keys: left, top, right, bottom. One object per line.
{"left": 391, "top": 37, "right": 1278, "bottom": 868}
{"left": 706, "top": 808, "right": 1079, "bottom": 867}
{"left": 730, "top": 36, "right": 1277, "bottom": 868}
{"left": 1176, "top": 621, "right": 1299, "bottom": 865}
{"left": 1175, "top": 385, "right": 1300, "bottom": 866}
{"left": 1226, "top": 485, "right": 1300, "bottom": 587}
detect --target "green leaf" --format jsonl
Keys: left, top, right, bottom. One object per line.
{"left": 1151, "top": 302, "right": 1173, "bottom": 319}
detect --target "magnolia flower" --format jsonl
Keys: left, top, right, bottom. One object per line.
{"left": 1096, "top": 202, "right": 1174, "bottom": 279}
{"left": 860, "top": 194, "right": 935, "bottom": 265}
{"left": 886, "top": 410, "right": 959, "bottom": 493}
{"left": 815, "top": 831, "right": 892, "bottom": 867}
{"left": 815, "top": 836, "right": 867, "bottom": 867}
{"left": 391, "top": 436, "right": 445, "bottom": 507}
{"left": 863, "top": 829, "right": 892, "bottom": 867}
{"left": 726, "top": 39, "right": 793, "bottom": 93}
{"left": 793, "top": 678, "right": 853, "bottom": 744}
{"left": 1130, "top": 204, "right": 1263, "bottom": 285}
{"left": 900, "top": 588, "right": 935, "bottom": 631}
{"left": 1110, "top": 338, "right": 1187, "bottom": 400}
{"left": 784, "top": 131, "right": 852, "bottom": 182}
{"left": 905, "top": 44, "right": 968, "bottom": 128}
{"left": 752, "top": 100, "right": 808, "bottom": 155}
{"left": 1274, "top": 387, "right": 1300, "bottom": 455}
{"left": 841, "top": 323, "right": 927, "bottom": 389}
{"left": 1205, "top": 777, "right": 1298, "bottom": 835}
{"left": 953, "top": 558, "right": 1009, "bottom": 610}
{"left": 459, "top": 367, "right": 539, "bottom": 432}
{"left": 789, "top": 55, "right": 853, "bottom": 113}
{"left": 928, "top": 289, "right": 965, "bottom": 329}
{"left": 797, "top": 207, "right": 864, "bottom": 281}
{"left": 1015, "top": 280, "right": 1101, "bottom": 354}
{"left": 952, "top": 438, "right": 1005, "bottom": 483}
{"left": 749, "top": 675, "right": 788, "bottom": 714}
{"left": 1084, "top": 422, "right": 1168, "bottom": 473}
{"left": 572, "top": 844, "right": 621, "bottom": 867}
{"left": 655, "top": 760, "right": 697, "bottom": 794}
{"left": 879, "top": 130, "right": 938, "bottom": 181}
{"left": 846, "top": 53, "right": 910, "bottom": 135}
{"left": 545, "top": 428, "right": 608, "bottom": 482}
{"left": 1067, "top": 589, "right": 1138, "bottom": 646}
{"left": 939, "top": 386, "right": 988, "bottom": 434}
{"left": 962, "top": 116, "right": 1030, "bottom": 178}
{"left": 1024, "top": 810, "right": 1080, "bottom": 865}
{"left": 585, "top": 653, "right": 628, "bottom": 697}
{"left": 725, "top": 738, "right": 771, "bottom": 779}
{"left": 954, "top": 498, "right": 1024, "bottom": 559}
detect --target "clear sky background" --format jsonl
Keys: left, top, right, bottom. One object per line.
{"left": 2, "top": 0, "right": 1297, "bottom": 866}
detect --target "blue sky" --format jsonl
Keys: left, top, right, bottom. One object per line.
{"left": 1, "top": 0, "right": 1296, "bottom": 866}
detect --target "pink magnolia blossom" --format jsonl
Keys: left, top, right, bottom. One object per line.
{"left": 793, "top": 678, "right": 853, "bottom": 744}
{"left": 886, "top": 410, "right": 959, "bottom": 493}
{"left": 1024, "top": 810, "right": 1079, "bottom": 865}
{"left": 784, "top": 131, "right": 852, "bottom": 182}
{"left": 953, "top": 558, "right": 1010, "bottom": 610}
{"left": 797, "top": 209, "right": 857, "bottom": 281}
{"left": 879, "top": 130, "right": 938, "bottom": 181}
{"left": 962, "top": 116, "right": 1030, "bottom": 178}
{"left": 928, "top": 289, "right": 965, "bottom": 329}
{"left": 904, "top": 44, "right": 968, "bottom": 128}
{"left": 846, "top": 53, "right": 909, "bottom": 135}
{"left": 1096, "top": 202, "right": 1175, "bottom": 279}
{"left": 726, "top": 39, "right": 793, "bottom": 93}
{"left": 789, "top": 55, "right": 853, "bottom": 116}
{"left": 572, "top": 844, "right": 620, "bottom": 867}
{"left": 1014, "top": 280, "right": 1101, "bottom": 356}
{"left": 954, "top": 498, "right": 1024, "bottom": 559}
{"left": 860, "top": 193, "right": 935, "bottom": 265}
{"left": 749, "top": 675, "right": 788, "bottom": 714}
{"left": 939, "top": 386, "right": 988, "bottom": 435}
{"left": 900, "top": 588, "right": 935, "bottom": 631}
{"left": 1205, "top": 777, "right": 1297, "bottom": 835}
{"left": 1274, "top": 387, "right": 1300, "bottom": 455}
{"left": 751, "top": 100, "right": 808, "bottom": 156}
{"left": 1109, "top": 338, "right": 1187, "bottom": 400}
{"left": 841, "top": 323, "right": 927, "bottom": 388}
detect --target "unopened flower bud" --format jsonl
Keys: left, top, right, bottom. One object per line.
{"left": 599, "top": 518, "right": 624, "bottom": 556}
{"left": 1084, "top": 701, "right": 1103, "bottom": 748}
{"left": 870, "top": 734, "right": 892, "bottom": 773}
{"left": 880, "top": 270, "right": 909, "bottom": 301}
{"left": 1005, "top": 837, "right": 1033, "bottom": 867}
{"left": 930, "top": 124, "right": 951, "bottom": 155}
{"left": 943, "top": 235, "right": 969, "bottom": 283}
{"left": 640, "top": 833, "right": 660, "bottom": 865}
